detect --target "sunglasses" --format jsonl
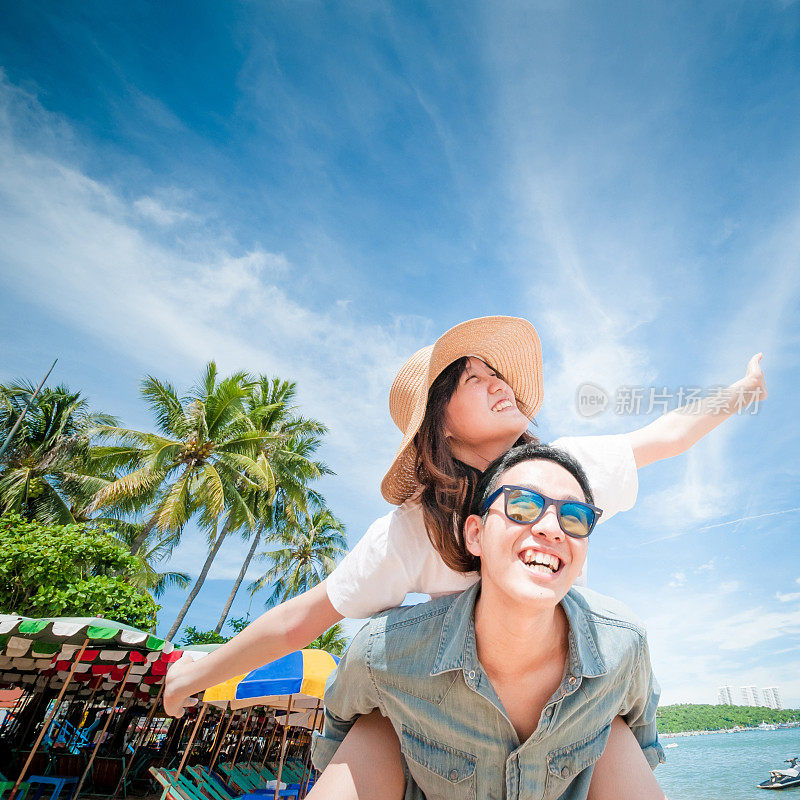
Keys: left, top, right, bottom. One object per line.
{"left": 480, "top": 485, "right": 603, "bottom": 538}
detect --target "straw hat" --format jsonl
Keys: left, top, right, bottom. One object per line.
{"left": 380, "top": 316, "right": 543, "bottom": 505}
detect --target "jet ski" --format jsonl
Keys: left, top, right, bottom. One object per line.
{"left": 758, "top": 758, "right": 800, "bottom": 789}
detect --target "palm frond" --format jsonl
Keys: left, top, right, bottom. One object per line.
{"left": 141, "top": 376, "right": 188, "bottom": 438}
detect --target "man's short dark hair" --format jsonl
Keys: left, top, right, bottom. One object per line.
{"left": 472, "top": 442, "right": 595, "bottom": 516}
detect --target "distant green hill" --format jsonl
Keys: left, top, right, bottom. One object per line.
{"left": 657, "top": 704, "right": 800, "bottom": 733}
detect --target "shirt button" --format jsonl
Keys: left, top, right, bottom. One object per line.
{"left": 449, "top": 769, "right": 459, "bottom": 781}
{"left": 467, "top": 670, "right": 476, "bottom": 680}
{"left": 545, "top": 707, "right": 553, "bottom": 717}
{"left": 561, "top": 767, "right": 570, "bottom": 778}
{"left": 568, "top": 676, "right": 577, "bottom": 685}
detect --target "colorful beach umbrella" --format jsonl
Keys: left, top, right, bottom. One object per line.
{"left": 203, "top": 648, "right": 339, "bottom": 710}
{"left": 0, "top": 614, "right": 181, "bottom": 701}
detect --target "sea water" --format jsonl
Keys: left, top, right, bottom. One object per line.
{"left": 656, "top": 728, "right": 800, "bottom": 800}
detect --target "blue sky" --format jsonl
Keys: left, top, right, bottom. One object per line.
{"left": 1, "top": 1, "right": 799, "bottom": 706}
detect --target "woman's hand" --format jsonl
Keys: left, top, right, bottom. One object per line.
{"left": 159, "top": 581, "right": 343, "bottom": 718}
{"left": 627, "top": 352, "right": 767, "bottom": 469}
{"left": 736, "top": 352, "right": 767, "bottom": 408}
{"left": 163, "top": 653, "right": 200, "bottom": 717}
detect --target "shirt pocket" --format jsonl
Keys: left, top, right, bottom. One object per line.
{"left": 544, "top": 722, "right": 611, "bottom": 799}
{"left": 400, "top": 724, "right": 476, "bottom": 800}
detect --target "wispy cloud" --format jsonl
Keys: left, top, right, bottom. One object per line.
{"left": 699, "top": 507, "right": 800, "bottom": 531}
{"left": 668, "top": 572, "right": 686, "bottom": 588}
{"left": 133, "top": 195, "right": 197, "bottom": 227}
{"left": 643, "top": 576, "right": 800, "bottom": 704}
{"left": 0, "top": 73, "right": 423, "bottom": 555}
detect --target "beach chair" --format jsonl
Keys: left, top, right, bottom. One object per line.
{"left": 21, "top": 776, "right": 78, "bottom": 800}
{"left": 149, "top": 767, "right": 199, "bottom": 800}
{"left": 0, "top": 771, "right": 30, "bottom": 800}
{"left": 187, "top": 766, "right": 297, "bottom": 800}
{"left": 217, "top": 763, "right": 281, "bottom": 791}
{"left": 214, "top": 765, "right": 266, "bottom": 794}
{"left": 151, "top": 768, "right": 296, "bottom": 800}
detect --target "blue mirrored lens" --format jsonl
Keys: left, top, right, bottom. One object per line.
{"left": 560, "top": 502, "right": 595, "bottom": 536}
{"left": 506, "top": 489, "right": 545, "bottom": 522}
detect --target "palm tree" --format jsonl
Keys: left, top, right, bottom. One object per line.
{"left": 87, "top": 363, "right": 277, "bottom": 554}
{"left": 308, "top": 623, "right": 348, "bottom": 656}
{"left": 0, "top": 381, "right": 116, "bottom": 524}
{"left": 212, "top": 378, "right": 329, "bottom": 634}
{"left": 104, "top": 518, "right": 191, "bottom": 599}
{"left": 162, "top": 376, "right": 331, "bottom": 641}
{"left": 248, "top": 508, "right": 347, "bottom": 609}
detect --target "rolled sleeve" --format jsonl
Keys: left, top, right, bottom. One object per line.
{"left": 621, "top": 635, "right": 666, "bottom": 769}
{"left": 311, "top": 729, "right": 344, "bottom": 773}
{"left": 553, "top": 434, "right": 639, "bottom": 521}
{"left": 326, "top": 509, "right": 414, "bottom": 619}
{"left": 310, "top": 622, "right": 382, "bottom": 772}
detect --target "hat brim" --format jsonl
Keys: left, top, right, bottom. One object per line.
{"left": 380, "top": 316, "right": 543, "bottom": 505}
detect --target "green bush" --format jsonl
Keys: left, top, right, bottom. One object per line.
{"left": 0, "top": 512, "right": 159, "bottom": 630}
{"left": 657, "top": 703, "right": 800, "bottom": 733}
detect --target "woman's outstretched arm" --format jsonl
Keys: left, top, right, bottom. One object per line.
{"left": 163, "top": 580, "right": 342, "bottom": 716}
{"left": 626, "top": 353, "right": 766, "bottom": 468}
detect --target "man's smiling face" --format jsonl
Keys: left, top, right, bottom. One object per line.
{"left": 464, "top": 458, "right": 589, "bottom": 609}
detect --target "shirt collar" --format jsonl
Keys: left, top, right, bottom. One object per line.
{"left": 430, "top": 581, "right": 607, "bottom": 679}
{"left": 430, "top": 582, "right": 481, "bottom": 677}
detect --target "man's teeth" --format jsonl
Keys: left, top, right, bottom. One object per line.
{"left": 519, "top": 549, "right": 561, "bottom": 573}
{"left": 492, "top": 399, "right": 513, "bottom": 412}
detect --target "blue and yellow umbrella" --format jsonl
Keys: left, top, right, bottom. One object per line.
{"left": 203, "top": 648, "right": 339, "bottom": 710}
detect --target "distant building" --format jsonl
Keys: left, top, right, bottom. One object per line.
{"left": 717, "top": 685, "right": 735, "bottom": 705}
{"left": 740, "top": 686, "right": 760, "bottom": 706}
{"left": 760, "top": 687, "right": 782, "bottom": 710}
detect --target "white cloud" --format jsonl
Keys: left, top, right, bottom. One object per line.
{"left": 668, "top": 571, "right": 686, "bottom": 588}
{"left": 640, "top": 575, "right": 800, "bottom": 706}
{"left": 0, "top": 73, "right": 426, "bottom": 550}
{"left": 514, "top": 181, "right": 659, "bottom": 437}
{"left": 776, "top": 591, "right": 800, "bottom": 603}
{"left": 133, "top": 196, "right": 196, "bottom": 227}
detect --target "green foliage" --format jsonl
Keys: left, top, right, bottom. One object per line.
{"left": 88, "top": 363, "right": 282, "bottom": 544}
{"left": 308, "top": 623, "right": 348, "bottom": 656}
{"left": 179, "top": 616, "right": 250, "bottom": 646}
{"left": 657, "top": 704, "right": 800, "bottom": 733}
{"left": 0, "top": 381, "right": 116, "bottom": 524}
{"left": 179, "top": 627, "right": 227, "bottom": 645}
{"left": 249, "top": 508, "right": 346, "bottom": 608}
{"left": 0, "top": 512, "right": 159, "bottom": 630}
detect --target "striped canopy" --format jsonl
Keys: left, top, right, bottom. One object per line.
{"left": 203, "top": 648, "right": 339, "bottom": 709}
{"left": 0, "top": 614, "right": 180, "bottom": 702}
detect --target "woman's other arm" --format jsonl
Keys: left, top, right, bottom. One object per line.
{"left": 626, "top": 353, "right": 766, "bottom": 469}
{"left": 163, "top": 580, "right": 342, "bottom": 717}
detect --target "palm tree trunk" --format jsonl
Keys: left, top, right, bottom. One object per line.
{"left": 213, "top": 525, "right": 263, "bottom": 635}
{"left": 165, "top": 517, "right": 232, "bottom": 641}
{"left": 131, "top": 513, "right": 159, "bottom": 555}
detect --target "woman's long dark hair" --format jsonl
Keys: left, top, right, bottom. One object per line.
{"left": 414, "top": 357, "right": 538, "bottom": 573}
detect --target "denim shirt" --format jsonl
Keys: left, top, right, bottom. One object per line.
{"left": 312, "top": 582, "right": 664, "bottom": 800}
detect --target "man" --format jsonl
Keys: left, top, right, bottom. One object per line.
{"left": 310, "top": 443, "right": 665, "bottom": 799}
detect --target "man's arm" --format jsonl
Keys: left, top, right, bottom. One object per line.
{"left": 311, "top": 622, "right": 383, "bottom": 774}
{"left": 626, "top": 353, "right": 766, "bottom": 469}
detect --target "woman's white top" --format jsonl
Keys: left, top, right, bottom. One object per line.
{"left": 326, "top": 435, "right": 638, "bottom": 619}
